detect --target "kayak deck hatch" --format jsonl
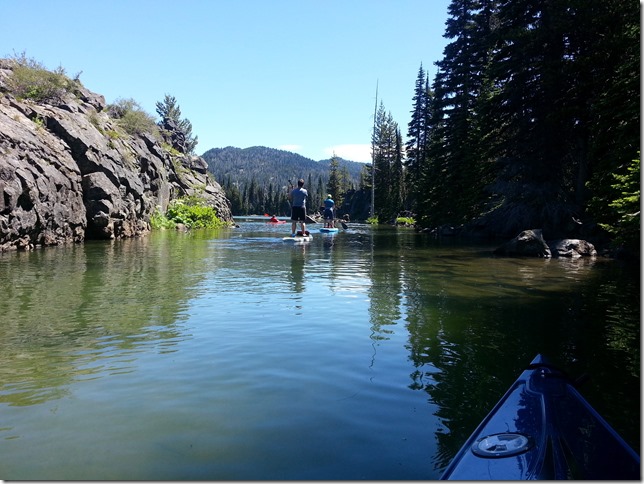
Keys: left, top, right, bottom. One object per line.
{"left": 440, "top": 354, "right": 640, "bottom": 480}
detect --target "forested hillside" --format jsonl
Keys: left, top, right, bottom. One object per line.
{"left": 202, "top": 146, "right": 367, "bottom": 216}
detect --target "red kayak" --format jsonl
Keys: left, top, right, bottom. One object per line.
{"left": 265, "top": 214, "right": 286, "bottom": 224}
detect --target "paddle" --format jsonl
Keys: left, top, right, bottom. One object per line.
{"left": 286, "top": 179, "right": 294, "bottom": 211}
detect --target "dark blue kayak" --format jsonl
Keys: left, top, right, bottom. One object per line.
{"left": 440, "top": 354, "right": 640, "bottom": 480}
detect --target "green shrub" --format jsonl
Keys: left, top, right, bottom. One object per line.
{"left": 597, "top": 153, "right": 640, "bottom": 252}
{"left": 149, "top": 207, "right": 176, "bottom": 229}
{"left": 88, "top": 112, "right": 103, "bottom": 132}
{"left": 366, "top": 216, "right": 379, "bottom": 225}
{"left": 161, "top": 142, "right": 182, "bottom": 157}
{"left": 153, "top": 197, "right": 225, "bottom": 230}
{"left": 6, "top": 53, "right": 74, "bottom": 103}
{"left": 396, "top": 216, "right": 415, "bottom": 225}
{"left": 33, "top": 114, "right": 45, "bottom": 131}
{"left": 107, "top": 98, "right": 159, "bottom": 137}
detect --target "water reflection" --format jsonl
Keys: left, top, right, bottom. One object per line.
{"left": 289, "top": 245, "right": 306, "bottom": 302}
{"left": 0, "top": 231, "right": 219, "bottom": 407}
{"left": 0, "top": 222, "right": 638, "bottom": 479}
{"left": 391, "top": 241, "right": 640, "bottom": 468}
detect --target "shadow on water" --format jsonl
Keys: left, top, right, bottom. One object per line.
{"left": 377, "top": 230, "right": 640, "bottom": 471}
{"left": 342, "top": 224, "right": 639, "bottom": 471}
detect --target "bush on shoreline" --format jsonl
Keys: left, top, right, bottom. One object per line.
{"left": 150, "top": 196, "right": 227, "bottom": 230}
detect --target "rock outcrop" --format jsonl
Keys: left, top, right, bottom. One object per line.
{"left": 0, "top": 59, "right": 232, "bottom": 251}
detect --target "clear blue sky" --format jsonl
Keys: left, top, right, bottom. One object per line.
{"left": 3, "top": 0, "right": 451, "bottom": 162}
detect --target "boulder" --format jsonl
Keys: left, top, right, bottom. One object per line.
{"left": 550, "top": 239, "right": 597, "bottom": 258}
{"left": 493, "top": 229, "right": 552, "bottom": 258}
{"left": 494, "top": 230, "right": 599, "bottom": 259}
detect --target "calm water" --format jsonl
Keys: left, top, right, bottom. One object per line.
{"left": 0, "top": 219, "right": 639, "bottom": 480}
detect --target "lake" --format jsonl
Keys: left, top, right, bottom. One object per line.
{"left": 0, "top": 218, "right": 639, "bottom": 479}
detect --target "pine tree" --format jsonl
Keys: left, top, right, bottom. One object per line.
{"left": 316, "top": 177, "right": 325, "bottom": 213}
{"left": 406, "top": 64, "right": 431, "bottom": 211}
{"left": 372, "top": 102, "right": 404, "bottom": 222}
{"left": 360, "top": 164, "right": 372, "bottom": 191}
{"left": 223, "top": 175, "right": 243, "bottom": 215}
{"left": 581, "top": 0, "right": 640, "bottom": 235}
{"left": 391, "top": 128, "right": 405, "bottom": 215}
{"left": 327, "top": 154, "right": 343, "bottom": 209}
{"left": 413, "top": 0, "right": 639, "bottom": 239}
{"left": 266, "top": 182, "right": 275, "bottom": 214}
{"left": 421, "top": 0, "right": 494, "bottom": 228}
{"left": 155, "top": 94, "right": 198, "bottom": 154}
{"left": 477, "top": 0, "right": 604, "bottom": 234}
{"left": 306, "top": 173, "right": 316, "bottom": 213}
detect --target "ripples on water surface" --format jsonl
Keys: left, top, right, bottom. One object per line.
{"left": 0, "top": 219, "right": 639, "bottom": 479}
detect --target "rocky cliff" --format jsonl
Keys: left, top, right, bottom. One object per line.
{"left": 0, "top": 59, "right": 232, "bottom": 251}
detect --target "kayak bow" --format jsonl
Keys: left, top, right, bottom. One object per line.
{"left": 440, "top": 354, "right": 640, "bottom": 480}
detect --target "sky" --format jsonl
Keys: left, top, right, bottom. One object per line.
{"left": 3, "top": 0, "right": 451, "bottom": 162}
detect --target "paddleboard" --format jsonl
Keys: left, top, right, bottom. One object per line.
{"left": 320, "top": 227, "right": 339, "bottom": 233}
{"left": 283, "top": 234, "right": 313, "bottom": 243}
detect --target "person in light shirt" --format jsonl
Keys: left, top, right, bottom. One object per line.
{"left": 323, "top": 194, "right": 335, "bottom": 228}
{"left": 289, "top": 179, "right": 309, "bottom": 236}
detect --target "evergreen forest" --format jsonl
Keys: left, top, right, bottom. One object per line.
{"left": 378, "top": 0, "right": 639, "bottom": 252}
{"left": 202, "top": 146, "right": 366, "bottom": 217}
{"left": 202, "top": 0, "right": 639, "bottom": 254}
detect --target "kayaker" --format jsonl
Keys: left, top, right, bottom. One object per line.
{"left": 289, "top": 179, "right": 309, "bottom": 236}
{"left": 323, "top": 194, "right": 335, "bottom": 228}
{"left": 269, "top": 215, "right": 279, "bottom": 223}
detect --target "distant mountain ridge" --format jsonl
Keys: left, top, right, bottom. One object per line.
{"left": 201, "top": 146, "right": 365, "bottom": 192}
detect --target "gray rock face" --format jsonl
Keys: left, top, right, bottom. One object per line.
{"left": 0, "top": 96, "right": 86, "bottom": 250}
{"left": 0, "top": 59, "right": 231, "bottom": 251}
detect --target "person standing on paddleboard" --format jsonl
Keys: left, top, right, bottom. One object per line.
{"left": 323, "top": 194, "right": 335, "bottom": 228}
{"left": 289, "top": 179, "right": 309, "bottom": 236}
